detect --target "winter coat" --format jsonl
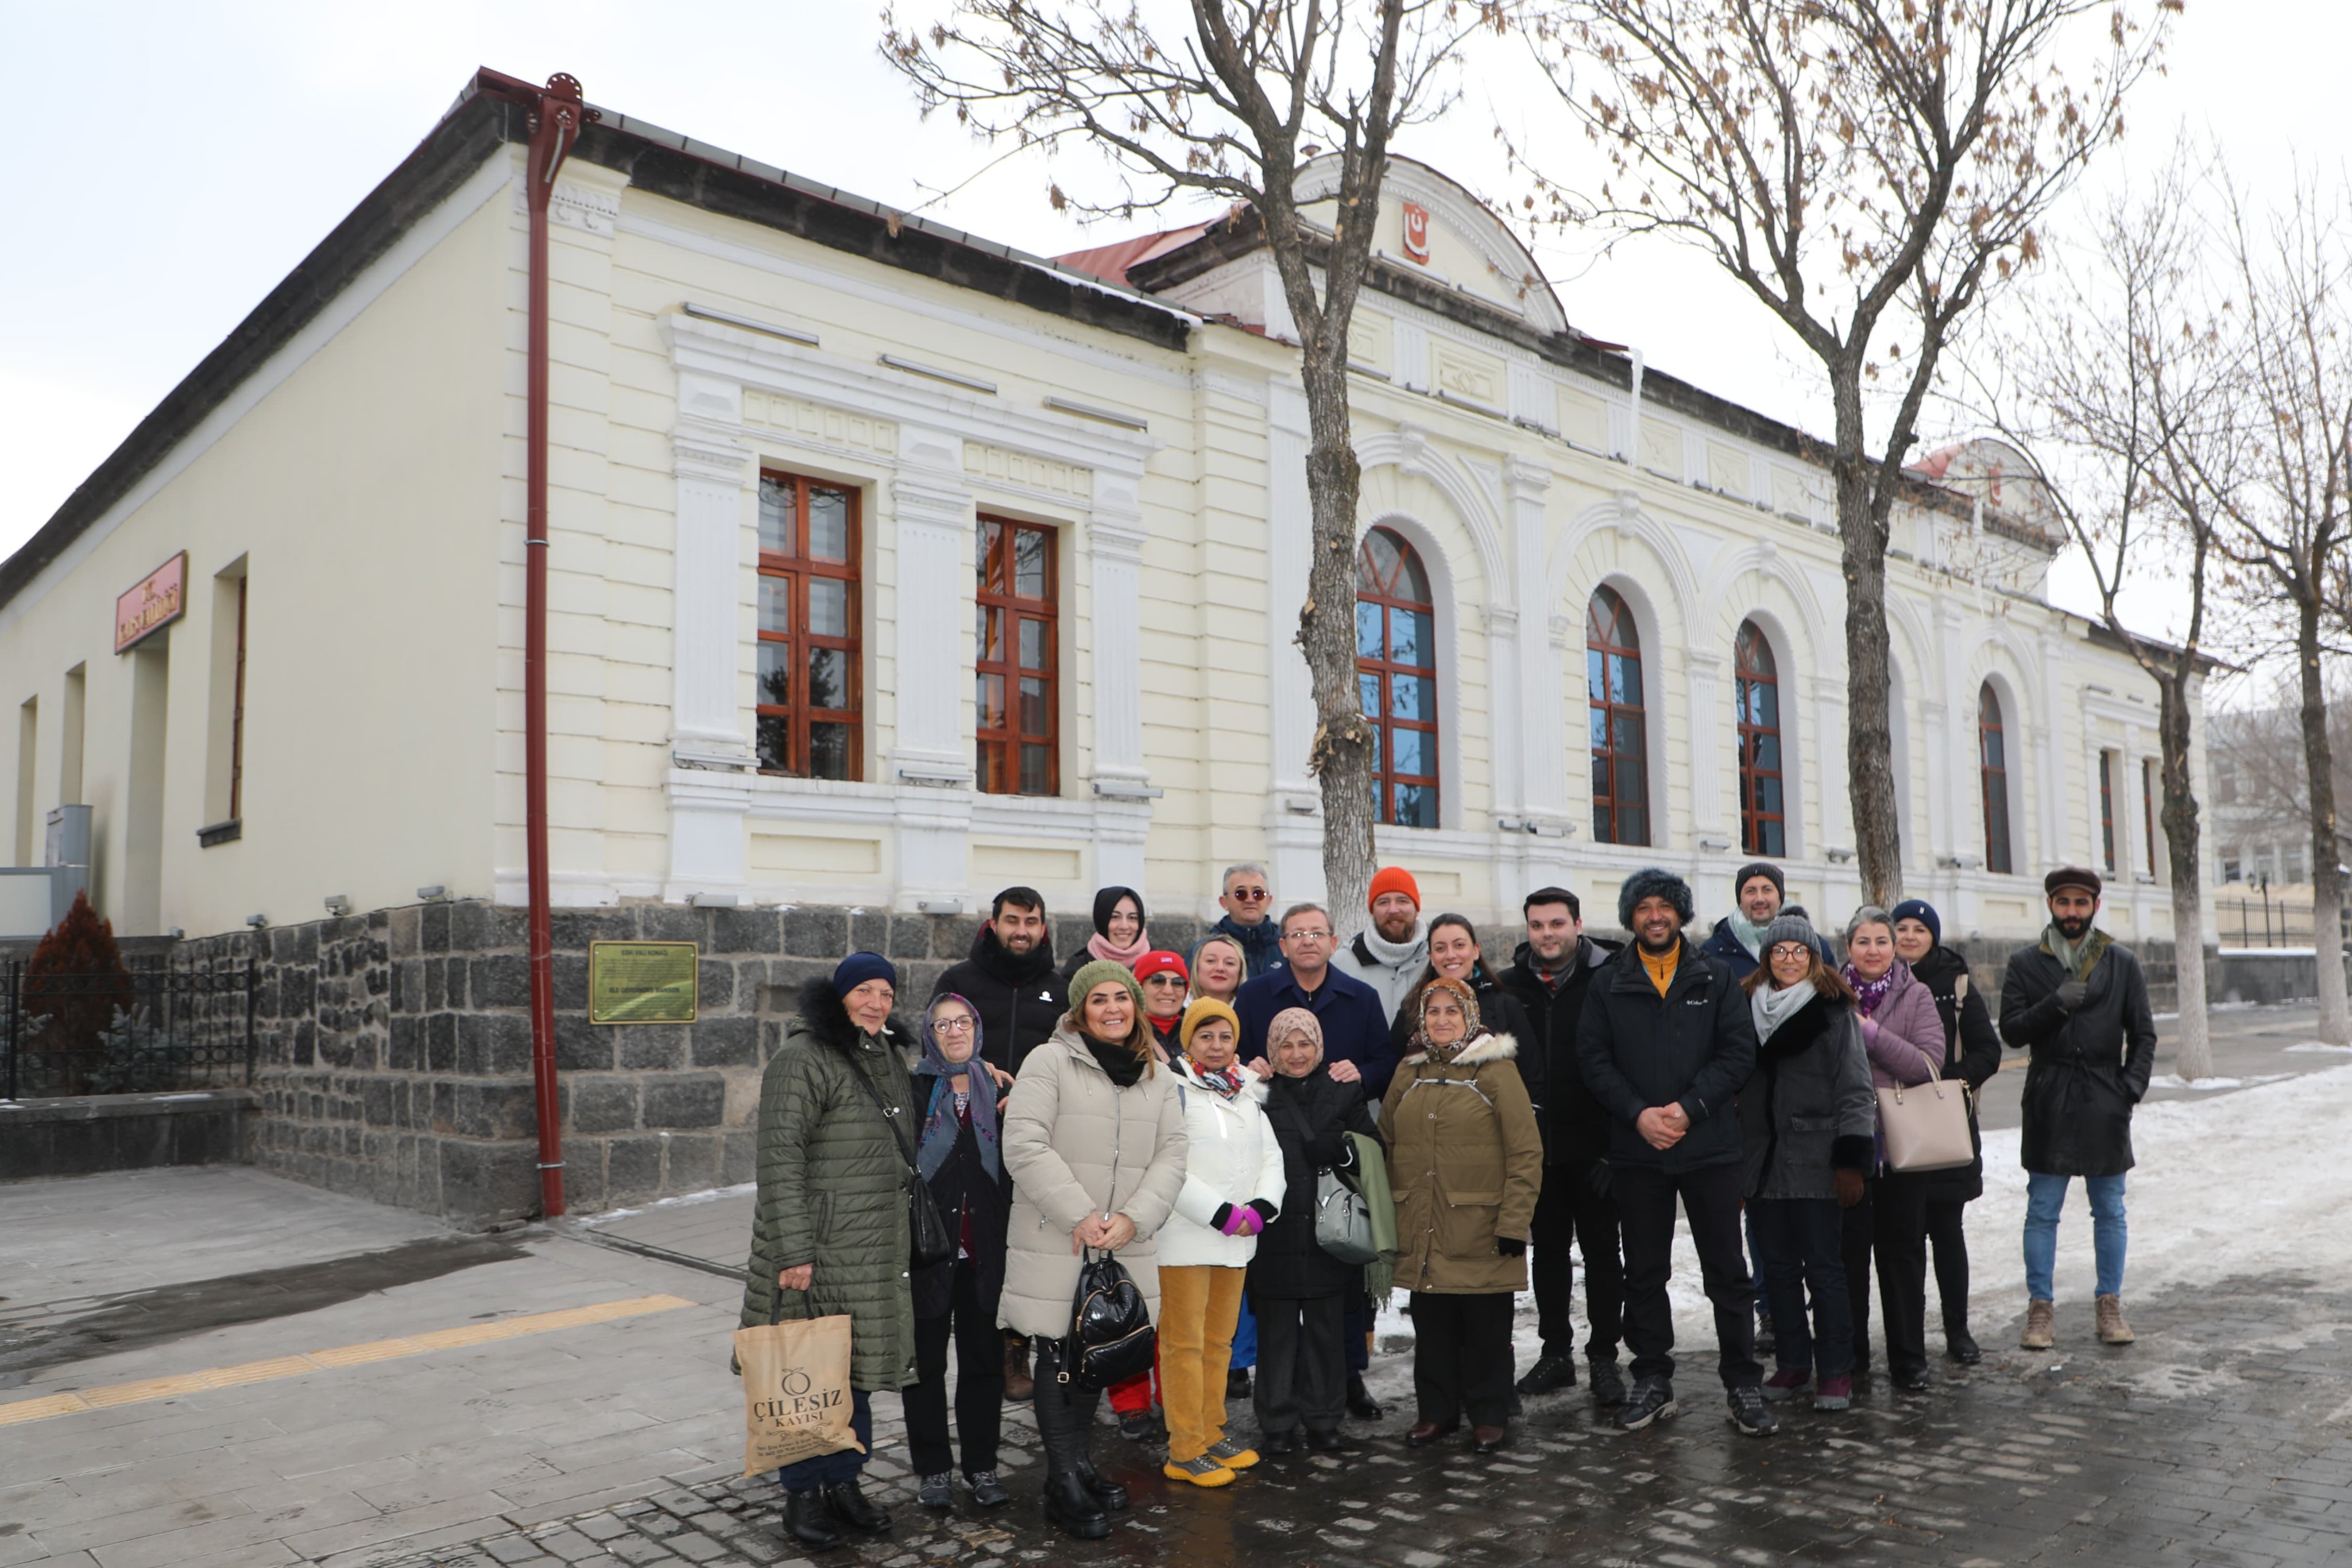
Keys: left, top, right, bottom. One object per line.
{"left": 1212, "top": 913, "right": 1286, "bottom": 979}
{"left": 1236, "top": 964, "right": 1397, "bottom": 1100}
{"left": 1384, "top": 966, "right": 1539, "bottom": 1110}
{"left": 1906, "top": 944, "right": 2004, "bottom": 1202}
{"left": 1737, "top": 993, "right": 1877, "bottom": 1202}
{"left": 997, "top": 1027, "right": 1189, "bottom": 1339}
{"left": 908, "top": 1062, "right": 1011, "bottom": 1322}
{"left": 1497, "top": 935, "right": 1622, "bottom": 1166}
{"left": 1998, "top": 931, "right": 2158, "bottom": 1177}
{"left": 1249, "top": 1067, "right": 1381, "bottom": 1300}
{"left": 1379, "top": 1032, "right": 1544, "bottom": 1294}
{"left": 1156, "top": 1059, "right": 1287, "bottom": 1269}
{"left": 1854, "top": 961, "right": 1944, "bottom": 1092}
{"left": 738, "top": 979, "right": 920, "bottom": 1393}
{"left": 931, "top": 927, "right": 1067, "bottom": 1076}
{"left": 1575, "top": 936, "right": 1758, "bottom": 1173}
{"left": 1700, "top": 916, "right": 1763, "bottom": 980}
{"left": 1339, "top": 926, "right": 1430, "bottom": 1021}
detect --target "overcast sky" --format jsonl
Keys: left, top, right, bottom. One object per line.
{"left": 6, "top": 1, "right": 2342, "bottom": 663}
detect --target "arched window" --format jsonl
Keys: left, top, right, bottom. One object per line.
{"left": 1356, "top": 527, "right": 1438, "bottom": 828}
{"left": 1735, "top": 620, "right": 1785, "bottom": 857}
{"left": 1588, "top": 585, "right": 1649, "bottom": 846}
{"left": 1980, "top": 682, "right": 2013, "bottom": 874}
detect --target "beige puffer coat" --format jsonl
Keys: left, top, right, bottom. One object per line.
{"left": 998, "top": 1027, "right": 1189, "bottom": 1339}
{"left": 1379, "top": 1032, "right": 1544, "bottom": 1295}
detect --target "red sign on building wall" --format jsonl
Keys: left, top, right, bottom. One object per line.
{"left": 1402, "top": 202, "right": 1430, "bottom": 264}
{"left": 115, "top": 552, "right": 187, "bottom": 653}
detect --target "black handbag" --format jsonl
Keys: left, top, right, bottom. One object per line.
{"left": 849, "top": 1059, "right": 957, "bottom": 1271}
{"left": 1065, "top": 1250, "right": 1155, "bottom": 1389}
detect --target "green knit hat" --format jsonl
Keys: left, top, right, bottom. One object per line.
{"left": 1067, "top": 958, "right": 1143, "bottom": 1017}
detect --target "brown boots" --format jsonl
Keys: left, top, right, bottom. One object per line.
{"left": 2095, "top": 1294, "right": 2137, "bottom": 1345}
{"left": 2019, "top": 1299, "right": 2056, "bottom": 1350}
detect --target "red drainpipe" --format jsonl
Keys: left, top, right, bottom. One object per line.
{"left": 524, "top": 74, "right": 590, "bottom": 1219}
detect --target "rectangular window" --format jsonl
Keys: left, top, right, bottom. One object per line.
{"left": 14, "top": 698, "right": 34, "bottom": 866}
{"left": 203, "top": 564, "right": 248, "bottom": 836}
{"left": 2142, "top": 758, "right": 2158, "bottom": 878}
{"left": 59, "top": 665, "right": 85, "bottom": 806}
{"left": 2099, "top": 752, "right": 2117, "bottom": 873}
{"left": 756, "top": 471, "right": 862, "bottom": 780}
{"left": 974, "top": 517, "right": 1058, "bottom": 796}
{"left": 2221, "top": 854, "right": 2241, "bottom": 884}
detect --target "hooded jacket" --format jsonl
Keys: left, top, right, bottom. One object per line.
{"left": 1736, "top": 991, "right": 1877, "bottom": 1202}
{"left": 1496, "top": 934, "right": 1621, "bottom": 1165}
{"left": 1339, "top": 923, "right": 1429, "bottom": 1021}
{"left": 931, "top": 926, "right": 1067, "bottom": 1076}
{"left": 1384, "top": 964, "right": 1539, "bottom": 1110}
{"left": 1998, "top": 930, "right": 2158, "bottom": 1176}
{"left": 1906, "top": 943, "right": 2003, "bottom": 1201}
{"left": 997, "top": 1025, "right": 1190, "bottom": 1339}
{"left": 1249, "top": 1066, "right": 1381, "bottom": 1300}
{"left": 1575, "top": 935, "right": 1758, "bottom": 1172}
{"left": 738, "top": 979, "right": 920, "bottom": 1393}
{"left": 1156, "top": 1058, "right": 1287, "bottom": 1269}
{"left": 1379, "top": 1031, "right": 1544, "bottom": 1294}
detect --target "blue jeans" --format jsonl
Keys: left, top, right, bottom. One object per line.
{"left": 2023, "top": 1172, "right": 2127, "bottom": 1300}
{"left": 1231, "top": 1290, "right": 1258, "bottom": 1370}
{"left": 1749, "top": 1197, "right": 1853, "bottom": 1378}
{"left": 776, "top": 1387, "right": 872, "bottom": 1492}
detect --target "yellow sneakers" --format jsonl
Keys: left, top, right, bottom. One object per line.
{"left": 1204, "top": 1437, "right": 1260, "bottom": 1470}
{"left": 1164, "top": 1455, "right": 1236, "bottom": 1487}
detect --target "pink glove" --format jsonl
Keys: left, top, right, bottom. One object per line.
{"left": 1217, "top": 1205, "right": 1255, "bottom": 1237}
{"left": 1237, "top": 1209, "right": 1266, "bottom": 1237}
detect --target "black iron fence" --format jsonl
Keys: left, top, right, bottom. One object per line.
{"left": 1, "top": 960, "right": 256, "bottom": 1099}
{"left": 2215, "top": 893, "right": 2352, "bottom": 951}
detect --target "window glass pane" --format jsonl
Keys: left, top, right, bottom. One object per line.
{"left": 977, "top": 673, "right": 1005, "bottom": 728}
{"left": 1587, "top": 648, "right": 1606, "bottom": 704}
{"left": 1589, "top": 707, "right": 1608, "bottom": 750}
{"left": 1758, "top": 818, "right": 1784, "bottom": 856}
{"left": 1391, "top": 673, "right": 1432, "bottom": 721}
{"left": 1020, "top": 744, "right": 1051, "bottom": 795}
{"left": 1754, "top": 734, "right": 1780, "bottom": 771}
{"left": 756, "top": 714, "right": 790, "bottom": 772}
{"left": 808, "top": 578, "right": 849, "bottom": 638}
{"left": 1593, "top": 806, "right": 1612, "bottom": 845}
{"left": 1359, "top": 529, "right": 1400, "bottom": 591}
{"left": 975, "top": 742, "right": 999, "bottom": 794}
{"left": 808, "top": 723, "right": 851, "bottom": 780}
{"left": 1394, "top": 543, "right": 1429, "bottom": 603}
{"left": 807, "top": 488, "right": 850, "bottom": 562}
{"left": 1360, "top": 673, "right": 1382, "bottom": 717}
{"left": 1756, "top": 777, "right": 1782, "bottom": 815}
{"left": 759, "top": 478, "right": 794, "bottom": 555}
{"left": 759, "top": 576, "right": 792, "bottom": 636}
{"left": 1391, "top": 609, "right": 1430, "bottom": 665}
{"left": 757, "top": 642, "right": 792, "bottom": 706}
{"left": 1755, "top": 683, "right": 1778, "bottom": 727}
{"left": 1013, "top": 526, "right": 1048, "bottom": 599}
{"left": 1019, "top": 676, "right": 1049, "bottom": 737}
{"left": 1612, "top": 652, "right": 1642, "bottom": 707}
{"left": 1394, "top": 783, "right": 1435, "bottom": 828}
{"left": 1622, "top": 804, "right": 1649, "bottom": 847}
{"left": 977, "top": 603, "right": 996, "bottom": 661}
{"left": 1613, "top": 713, "right": 1644, "bottom": 756}
{"left": 1982, "top": 728, "right": 2003, "bottom": 768}
{"left": 1019, "top": 617, "right": 1045, "bottom": 671}
{"left": 977, "top": 521, "right": 1003, "bottom": 591}
{"left": 808, "top": 647, "right": 848, "bottom": 710}
{"left": 1356, "top": 601, "right": 1384, "bottom": 660}
{"left": 1392, "top": 727, "right": 1428, "bottom": 777}
{"left": 1620, "top": 760, "right": 1648, "bottom": 814}
{"left": 1592, "top": 755, "right": 1612, "bottom": 802}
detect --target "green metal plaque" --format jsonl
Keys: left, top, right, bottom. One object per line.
{"left": 589, "top": 941, "right": 699, "bottom": 1024}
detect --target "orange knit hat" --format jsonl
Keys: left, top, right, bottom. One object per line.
{"left": 1368, "top": 865, "right": 1421, "bottom": 911}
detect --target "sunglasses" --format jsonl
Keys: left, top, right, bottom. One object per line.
{"left": 1228, "top": 886, "right": 1270, "bottom": 902}
{"left": 1142, "top": 973, "right": 1188, "bottom": 986}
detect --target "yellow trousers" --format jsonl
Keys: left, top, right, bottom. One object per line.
{"left": 1156, "top": 1264, "right": 1246, "bottom": 1461}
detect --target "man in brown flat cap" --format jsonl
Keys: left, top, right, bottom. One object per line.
{"left": 1997, "top": 866, "right": 2157, "bottom": 1352}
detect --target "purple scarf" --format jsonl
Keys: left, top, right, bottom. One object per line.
{"left": 1843, "top": 962, "right": 1898, "bottom": 1019}
{"left": 917, "top": 994, "right": 1000, "bottom": 1182}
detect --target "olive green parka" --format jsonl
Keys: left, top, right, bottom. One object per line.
{"left": 1379, "top": 1031, "right": 1544, "bottom": 1295}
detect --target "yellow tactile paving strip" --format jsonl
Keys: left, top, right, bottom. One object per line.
{"left": 0, "top": 1293, "right": 697, "bottom": 1426}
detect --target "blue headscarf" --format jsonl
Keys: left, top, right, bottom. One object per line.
{"left": 915, "top": 993, "right": 1000, "bottom": 1182}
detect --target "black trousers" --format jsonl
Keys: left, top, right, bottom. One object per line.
{"left": 1344, "top": 1292, "right": 1371, "bottom": 1374}
{"left": 1254, "top": 1292, "right": 1345, "bottom": 1435}
{"left": 1927, "top": 1198, "right": 1972, "bottom": 1338}
{"left": 1409, "top": 1291, "right": 1515, "bottom": 1428}
{"left": 1614, "top": 1160, "right": 1760, "bottom": 1391}
{"left": 905, "top": 1260, "right": 1003, "bottom": 1477}
{"left": 1843, "top": 1171, "right": 1933, "bottom": 1377}
{"left": 1530, "top": 1156, "right": 1624, "bottom": 1361}
{"left": 1029, "top": 1338, "right": 1102, "bottom": 1480}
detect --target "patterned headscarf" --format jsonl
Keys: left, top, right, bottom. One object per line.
{"left": 916, "top": 993, "right": 999, "bottom": 1182}
{"left": 1411, "top": 974, "right": 1484, "bottom": 1061}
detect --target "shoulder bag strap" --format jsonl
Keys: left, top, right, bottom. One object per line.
{"left": 846, "top": 1053, "right": 922, "bottom": 1179}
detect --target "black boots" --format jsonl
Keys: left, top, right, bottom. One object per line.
{"left": 823, "top": 1481, "right": 890, "bottom": 1533}
{"left": 782, "top": 1489, "right": 842, "bottom": 1551}
{"left": 1032, "top": 1338, "right": 1116, "bottom": 1539}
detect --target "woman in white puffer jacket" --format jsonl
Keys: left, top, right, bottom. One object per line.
{"left": 1154, "top": 997, "right": 1287, "bottom": 1487}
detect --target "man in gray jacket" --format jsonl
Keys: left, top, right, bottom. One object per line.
{"left": 1336, "top": 865, "right": 1428, "bottom": 1021}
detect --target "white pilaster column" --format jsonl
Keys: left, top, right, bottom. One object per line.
{"left": 1263, "top": 379, "right": 1324, "bottom": 903}
{"left": 1087, "top": 467, "right": 1151, "bottom": 790}
{"left": 1506, "top": 457, "right": 1567, "bottom": 827}
{"left": 1685, "top": 649, "right": 1727, "bottom": 853}
{"left": 664, "top": 417, "right": 754, "bottom": 899}
{"left": 888, "top": 423, "right": 977, "bottom": 911}
{"left": 2038, "top": 630, "right": 2068, "bottom": 873}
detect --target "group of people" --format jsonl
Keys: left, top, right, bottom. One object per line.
{"left": 738, "top": 855, "right": 2158, "bottom": 1546}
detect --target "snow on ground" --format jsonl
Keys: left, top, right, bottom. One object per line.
{"left": 2145, "top": 1073, "right": 2292, "bottom": 1091}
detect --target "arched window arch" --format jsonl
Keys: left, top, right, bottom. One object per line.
{"left": 1588, "top": 584, "right": 1650, "bottom": 846}
{"left": 1735, "top": 620, "right": 1786, "bottom": 857}
{"left": 1357, "top": 526, "right": 1438, "bottom": 828}
{"left": 1980, "top": 682, "right": 2014, "bottom": 874}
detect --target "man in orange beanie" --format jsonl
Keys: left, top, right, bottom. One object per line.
{"left": 1338, "top": 865, "right": 1427, "bottom": 1021}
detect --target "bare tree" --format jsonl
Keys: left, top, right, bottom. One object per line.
{"left": 1514, "top": 0, "right": 2176, "bottom": 904}
{"left": 882, "top": 2, "right": 1499, "bottom": 929}
{"left": 1975, "top": 158, "right": 2228, "bottom": 1075}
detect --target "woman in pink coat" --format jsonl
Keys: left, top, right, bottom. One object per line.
{"left": 1839, "top": 907, "right": 1945, "bottom": 1392}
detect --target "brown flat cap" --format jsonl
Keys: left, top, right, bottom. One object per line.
{"left": 2044, "top": 865, "right": 2103, "bottom": 898}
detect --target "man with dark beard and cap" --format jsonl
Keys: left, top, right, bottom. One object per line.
{"left": 1999, "top": 866, "right": 2157, "bottom": 1353}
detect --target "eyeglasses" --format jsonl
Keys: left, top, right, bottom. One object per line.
{"left": 1767, "top": 944, "right": 1813, "bottom": 962}
{"left": 1228, "top": 886, "right": 1270, "bottom": 902}
{"left": 931, "top": 1016, "right": 976, "bottom": 1033}
{"left": 1283, "top": 928, "right": 1333, "bottom": 942}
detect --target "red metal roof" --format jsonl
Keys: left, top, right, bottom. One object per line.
{"left": 1055, "top": 224, "right": 1212, "bottom": 287}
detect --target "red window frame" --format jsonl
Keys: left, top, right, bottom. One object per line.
{"left": 756, "top": 471, "right": 862, "bottom": 780}
{"left": 1355, "top": 527, "right": 1440, "bottom": 830}
{"left": 2099, "top": 752, "right": 2117, "bottom": 873}
{"left": 2143, "top": 758, "right": 2158, "bottom": 877}
{"left": 1588, "top": 586, "right": 1650, "bottom": 846}
{"left": 1980, "top": 683, "right": 2013, "bottom": 874}
{"left": 229, "top": 576, "right": 247, "bottom": 820}
{"left": 1734, "top": 620, "right": 1785, "bottom": 857}
{"left": 976, "top": 516, "right": 1058, "bottom": 796}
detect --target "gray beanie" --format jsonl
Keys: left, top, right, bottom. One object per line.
{"left": 1616, "top": 867, "right": 1695, "bottom": 930}
{"left": 1760, "top": 912, "right": 1825, "bottom": 960}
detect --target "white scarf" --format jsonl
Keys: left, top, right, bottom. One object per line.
{"left": 1357, "top": 920, "right": 1426, "bottom": 969}
{"left": 1750, "top": 978, "right": 1817, "bottom": 1042}
{"left": 1726, "top": 909, "right": 1769, "bottom": 959}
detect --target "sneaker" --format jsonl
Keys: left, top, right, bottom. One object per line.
{"left": 1945, "top": 1327, "right": 1983, "bottom": 1364}
{"left": 1726, "top": 1385, "right": 1780, "bottom": 1437}
{"left": 1117, "top": 1408, "right": 1162, "bottom": 1443}
{"left": 1615, "top": 1377, "right": 1677, "bottom": 1432}
{"left": 1205, "top": 1436, "right": 1260, "bottom": 1470}
{"left": 2095, "top": 1294, "right": 2137, "bottom": 1345}
{"left": 1760, "top": 1367, "right": 1810, "bottom": 1402}
{"left": 2020, "top": 1298, "right": 2056, "bottom": 1350}
{"left": 1226, "top": 1367, "right": 1252, "bottom": 1399}
{"left": 1813, "top": 1374, "right": 1853, "bottom": 1411}
{"left": 1515, "top": 1352, "right": 1579, "bottom": 1396}
{"left": 1587, "top": 1356, "right": 1628, "bottom": 1408}
{"left": 965, "top": 1470, "right": 1009, "bottom": 1508}
{"left": 917, "top": 1471, "right": 954, "bottom": 1509}
{"left": 1162, "top": 1455, "right": 1236, "bottom": 1488}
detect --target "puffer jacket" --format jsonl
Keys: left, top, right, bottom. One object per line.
{"left": 1157, "top": 1059, "right": 1286, "bottom": 1269}
{"left": 1497, "top": 935, "right": 1621, "bottom": 1166}
{"left": 1738, "top": 991, "right": 1877, "bottom": 1202}
{"left": 1908, "top": 944, "right": 2003, "bottom": 1202}
{"left": 1853, "top": 961, "right": 1944, "bottom": 1091}
{"left": 1699, "top": 915, "right": 1763, "bottom": 980}
{"left": 1384, "top": 965, "right": 1540, "bottom": 1112}
{"left": 1379, "top": 1032, "right": 1543, "bottom": 1295}
{"left": 1998, "top": 930, "right": 2158, "bottom": 1176}
{"left": 738, "top": 979, "right": 920, "bottom": 1393}
{"left": 930, "top": 927, "right": 1067, "bottom": 1075}
{"left": 998, "top": 1026, "right": 1189, "bottom": 1339}
{"left": 1250, "top": 1067, "right": 1380, "bottom": 1300}
{"left": 1575, "top": 937, "right": 1758, "bottom": 1172}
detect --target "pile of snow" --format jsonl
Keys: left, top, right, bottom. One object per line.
{"left": 2145, "top": 1072, "right": 2291, "bottom": 1091}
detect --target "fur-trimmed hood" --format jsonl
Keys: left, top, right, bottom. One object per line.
{"left": 794, "top": 976, "right": 918, "bottom": 1056}
{"left": 1403, "top": 1029, "right": 1519, "bottom": 1069}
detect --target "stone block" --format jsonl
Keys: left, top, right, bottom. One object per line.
{"left": 427, "top": 1011, "right": 459, "bottom": 1071}
{"left": 689, "top": 1015, "right": 759, "bottom": 1068}
{"left": 706, "top": 907, "right": 781, "bottom": 955}
{"left": 389, "top": 904, "right": 421, "bottom": 959}
{"left": 783, "top": 907, "right": 849, "bottom": 958}
{"left": 459, "top": 1012, "right": 535, "bottom": 1075}
{"left": 451, "top": 900, "right": 527, "bottom": 954}
{"left": 601, "top": 1134, "right": 667, "bottom": 1205}
{"left": 469, "top": 954, "right": 533, "bottom": 1010}
{"left": 435, "top": 1136, "right": 539, "bottom": 1222}
{"left": 644, "top": 1074, "right": 726, "bottom": 1129}
{"left": 720, "top": 1129, "right": 758, "bottom": 1184}
{"left": 420, "top": 899, "right": 452, "bottom": 953}
{"left": 849, "top": 911, "right": 889, "bottom": 954}
{"left": 556, "top": 1013, "right": 614, "bottom": 1071}
{"left": 553, "top": 952, "right": 590, "bottom": 1012}
{"left": 697, "top": 960, "right": 736, "bottom": 1011}
{"left": 662, "top": 1132, "right": 720, "bottom": 1194}
{"left": 452, "top": 1081, "right": 539, "bottom": 1140}
{"left": 887, "top": 916, "right": 933, "bottom": 959}
{"left": 567, "top": 1076, "right": 641, "bottom": 1133}
{"left": 551, "top": 907, "right": 639, "bottom": 948}
{"left": 637, "top": 904, "right": 702, "bottom": 943}
{"left": 363, "top": 1078, "right": 398, "bottom": 1127}
{"left": 618, "top": 1025, "right": 688, "bottom": 1071}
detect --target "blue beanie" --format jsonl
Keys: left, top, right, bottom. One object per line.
{"left": 831, "top": 951, "right": 898, "bottom": 999}
{"left": 1889, "top": 899, "right": 1941, "bottom": 947}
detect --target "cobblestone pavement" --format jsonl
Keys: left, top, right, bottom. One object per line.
{"left": 385, "top": 1272, "right": 2352, "bottom": 1568}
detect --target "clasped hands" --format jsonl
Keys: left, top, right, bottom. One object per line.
{"left": 1071, "top": 1211, "right": 1138, "bottom": 1253}
{"left": 1635, "top": 1102, "right": 1692, "bottom": 1151}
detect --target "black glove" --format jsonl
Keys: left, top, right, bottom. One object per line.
{"left": 1495, "top": 1236, "right": 1527, "bottom": 1258}
{"left": 2055, "top": 978, "right": 2090, "bottom": 1011}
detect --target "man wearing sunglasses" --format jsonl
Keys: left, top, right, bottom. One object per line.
{"left": 1211, "top": 862, "right": 1286, "bottom": 979}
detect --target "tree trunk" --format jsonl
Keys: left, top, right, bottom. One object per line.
{"left": 1830, "top": 373, "right": 1905, "bottom": 905}
{"left": 1298, "top": 339, "right": 1376, "bottom": 941}
{"left": 2156, "top": 670, "right": 2211, "bottom": 1080}
{"left": 2296, "top": 600, "right": 2351, "bottom": 1043}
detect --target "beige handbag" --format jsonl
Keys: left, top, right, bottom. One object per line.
{"left": 1875, "top": 1071, "right": 1975, "bottom": 1174}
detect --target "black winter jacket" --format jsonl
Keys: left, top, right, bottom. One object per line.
{"left": 908, "top": 1063, "right": 1010, "bottom": 1322}
{"left": 1575, "top": 936, "right": 1758, "bottom": 1172}
{"left": 1908, "top": 944, "right": 2004, "bottom": 1201}
{"left": 1384, "top": 965, "right": 1539, "bottom": 1109}
{"left": 1998, "top": 931, "right": 2157, "bottom": 1177}
{"left": 930, "top": 928, "right": 1067, "bottom": 1075}
{"left": 1496, "top": 936, "right": 1621, "bottom": 1166}
{"left": 1699, "top": 916, "right": 1762, "bottom": 981}
{"left": 1213, "top": 913, "right": 1287, "bottom": 979}
{"left": 1248, "top": 1067, "right": 1382, "bottom": 1300}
